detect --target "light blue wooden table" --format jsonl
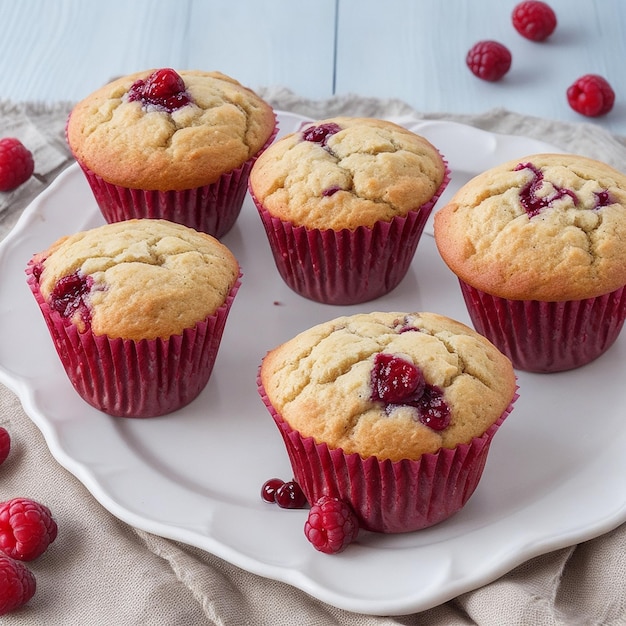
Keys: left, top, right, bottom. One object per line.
{"left": 0, "top": 0, "right": 624, "bottom": 135}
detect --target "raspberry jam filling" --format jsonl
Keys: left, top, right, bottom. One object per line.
{"left": 594, "top": 189, "right": 613, "bottom": 208}
{"left": 49, "top": 271, "right": 94, "bottom": 326}
{"left": 370, "top": 353, "right": 451, "bottom": 431}
{"left": 515, "top": 162, "right": 578, "bottom": 217}
{"left": 322, "top": 185, "right": 342, "bottom": 197}
{"left": 302, "top": 122, "right": 342, "bottom": 147}
{"left": 127, "top": 68, "right": 191, "bottom": 112}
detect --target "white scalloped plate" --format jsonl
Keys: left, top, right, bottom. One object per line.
{"left": 1, "top": 112, "right": 625, "bottom": 616}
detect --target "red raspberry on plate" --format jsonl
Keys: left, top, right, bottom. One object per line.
{"left": 512, "top": 1, "right": 557, "bottom": 41}
{"left": 304, "top": 496, "right": 359, "bottom": 554}
{"left": 567, "top": 74, "right": 615, "bottom": 117}
{"left": 0, "top": 498, "right": 58, "bottom": 561}
{"left": 0, "top": 554, "right": 36, "bottom": 615}
{"left": 466, "top": 41, "right": 512, "bottom": 82}
{"left": 0, "top": 427, "right": 10, "bottom": 466}
{"left": 0, "top": 138, "right": 34, "bottom": 192}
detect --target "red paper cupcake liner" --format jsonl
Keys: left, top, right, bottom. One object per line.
{"left": 69, "top": 115, "right": 278, "bottom": 239}
{"left": 249, "top": 162, "right": 450, "bottom": 305}
{"left": 26, "top": 264, "right": 241, "bottom": 418}
{"left": 258, "top": 375, "right": 516, "bottom": 534}
{"left": 459, "top": 281, "right": 626, "bottom": 373}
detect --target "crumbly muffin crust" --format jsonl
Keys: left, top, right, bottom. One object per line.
{"left": 34, "top": 219, "right": 239, "bottom": 340}
{"left": 434, "top": 153, "right": 626, "bottom": 301}
{"left": 260, "top": 311, "right": 516, "bottom": 462}
{"left": 66, "top": 70, "right": 276, "bottom": 190}
{"left": 248, "top": 116, "right": 446, "bottom": 230}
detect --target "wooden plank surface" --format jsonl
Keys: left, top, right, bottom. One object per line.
{"left": 0, "top": 0, "right": 624, "bottom": 135}
{"left": 0, "top": 0, "right": 336, "bottom": 103}
{"left": 334, "top": 0, "right": 626, "bottom": 135}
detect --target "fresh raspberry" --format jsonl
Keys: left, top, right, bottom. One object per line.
{"left": 304, "top": 496, "right": 359, "bottom": 554}
{"left": 567, "top": 74, "right": 615, "bottom": 117}
{"left": 0, "top": 498, "right": 58, "bottom": 561}
{"left": 0, "top": 554, "right": 36, "bottom": 615}
{"left": 0, "top": 427, "right": 10, "bottom": 466}
{"left": 466, "top": 41, "right": 512, "bottom": 82}
{"left": 512, "top": 1, "right": 557, "bottom": 41}
{"left": 0, "top": 138, "right": 35, "bottom": 192}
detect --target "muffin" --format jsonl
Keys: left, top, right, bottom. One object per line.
{"left": 248, "top": 116, "right": 449, "bottom": 305}
{"left": 434, "top": 153, "right": 626, "bottom": 373}
{"left": 66, "top": 68, "right": 277, "bottom": 238}
{"left": 26, "top": 219, "right": 241, "bottom": 418}
{"left": 258, "top": 311, "right": 517, "bottom": 533}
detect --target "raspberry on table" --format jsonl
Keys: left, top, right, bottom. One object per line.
{"left": 0, "top": 554, "right": 36, "bottom": 615}
{"left": 567, "top": 74, "right": 615, "bottom": 117}
{"left": 0, "top": 138, "right": 35, "bottom": 192}
{"left": 0, "top": 427, "right": 10, "bottom": 466}
{"left": 466, "top": 41, "right": 512, "bottom": 82}
{"left": 0, "top": 498, "right": 58, "bottom": 561}
{"left": 512, "top": 1, "right": 557, "bottom": 41}
{"left": 304, "top": 496, "right": 359, "bottom": 554}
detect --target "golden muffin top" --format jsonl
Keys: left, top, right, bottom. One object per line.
{"left": 31, "top": 219, "right": 240, "bottom": 340}
{"left": 260, "top": 311, "right": 516, "bottom": 462}
{"left": 249, "top": 116, "right": 446, "bottom": 230}
{"left": 67, "top": 69, "right": 276, "bottom": 190}
{"left": 434, "top": 153, "right": 626, "bottom": 300}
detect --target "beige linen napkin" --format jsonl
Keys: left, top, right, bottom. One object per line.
{"left": 1, "top": 94, "right": 625, "bottom": 626}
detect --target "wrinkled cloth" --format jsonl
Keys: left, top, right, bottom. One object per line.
{"left": 1, "top": 92, "right": 625, "bottom": 626}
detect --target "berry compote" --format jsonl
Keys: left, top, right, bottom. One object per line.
{"left": 370, "top": 353, "right": 451, "bottom": 431}
{"left": 301, "top": 122, "right": 342, "bottom": 147}
{"left": 49, "top": 271, "right": 94, "bottom": 327}
{"left": 514, "top": 162, "right": 578, "bottom": 217}
{"left": 127, "top": 68, "right": 192, "bottom": 112}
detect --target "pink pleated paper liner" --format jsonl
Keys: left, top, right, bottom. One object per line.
{"left": 459, "top": 280, "right": 626, "bottom": 373}
{"left": 249, "top": 163, "right": 450, "bottom": 305}
{"left": 26, "top": 263, "right": 241, "bottom": 418}
{"left": 68, "top": 113, "right": 278, "bottom": 239}
{"left": 258, "top": 375, "right": 517, "bottom": 534}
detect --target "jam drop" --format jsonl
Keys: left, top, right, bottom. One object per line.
{"left": 413, "top": 385, "right": 450, "bottom": 431}
{"left": 515, "top": 162, "right": 577, "bottom": 217}
{"left": 371, "top": 353, "right": 425, "bottom": 404}
{"left": 127, "top": 68, "right": 191, "bottom": 112}
{"left": 302, "top": 122, "right": 342, "bottom": 147}
{"left": 31, "top": 261, "right": 44, "bottom": 282}
{"left": 322, "top": 185, "right": 342, "bottom": 197}
{"left": 371, "top": 353, "right": 451, "bottom": 431}
{"left": 50, "top": 272, "right": 94, "bottom": 325}
{"left": 594, "top": 190, "right": 612, "bottom": 208}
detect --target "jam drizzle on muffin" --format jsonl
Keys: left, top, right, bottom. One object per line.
{"left": 301, "top": 122, "right": 341, "bottom": 147}
{"left": 594, "top": 189, "right": 613, "bottom": 209}
{"left": 515, "top": 162, "right": 578, "bottom": 217}
{"left": 515, "top": 161, "right": 613, "bottom": 217}
{"left": 370, "top": 352, "right": 451, "bottom": 431}
{"left": 127, "top": 68, "right": 192, "bottom": 112}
